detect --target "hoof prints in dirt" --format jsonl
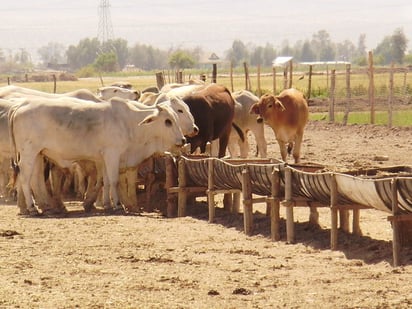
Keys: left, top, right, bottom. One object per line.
{"left": 0, "top": 229, "right": 20, "bottom": 238}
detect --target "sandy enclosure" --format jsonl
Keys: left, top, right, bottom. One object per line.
{"left": 1, "top": 121, "right": 412, "bottom": 309}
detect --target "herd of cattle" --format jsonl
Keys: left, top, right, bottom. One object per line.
{"left": 0, "top": 81, "right": 309, "bottom": 216}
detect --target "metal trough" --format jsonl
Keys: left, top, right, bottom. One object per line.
{"left": 335, "top": 166, "right": 412, "bottom": 213}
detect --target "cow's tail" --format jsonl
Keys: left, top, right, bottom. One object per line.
{"left": 232, "top": 123, "right": 245, "bottom": 142}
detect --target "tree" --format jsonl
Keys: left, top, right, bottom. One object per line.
{"left": 279, "top": 40, "right": 293, "bottom": 56}
{"left": 103, "top": 38, "right": 129, "bottom": 69}
{"left": 168, "top": 50, "right": 195, "bottom": 70}
{"left": 374, "top": 28, "right": 408, "bottom": 64}
{"left": 336, "top": 40, "right": 356, "bottom": 61}
{"left": 226, "top": 40, "right": 249, "bottom": 67}
{"left": 356, "top": 34, "right": 367, "bottom": 58}
{"left": 250, "top": 46, "right": 264, "bottom": 66}
{"left": 391, "top": 28, "right": 408, "bottom": 64}
{"left": 66, "top": 37, "right": 100, "bottom": 70}
{"left": 128, "top": 43, "right": 168, "bottom": 70}
{"left": 93, "top": 52, "right": 118, "bottom": 72}
{"left": 38, "top": 42, "right": 66, "bottom": 66}
{"left": 311, "top": 30, "right": 336, "bottom": 61}
{"left": 299, "top": 40, "right": 316, "bottom": 62}
{"left": 262, "top": 43, "right": 277, "bottom": 66}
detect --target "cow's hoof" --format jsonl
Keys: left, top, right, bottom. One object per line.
{"left": 83, "top": 203, "right": 97, "bottom": 213}
{"left": 17, "top": 209, "right": 30, "bottom": 216}
{"left": 112, "top": 206, "right": 126, "bottom": 215}
{"left": 27, "top": 207, "right": 41, "bottom": 217}
{"left": 41, "top": 208, "right": 66, "bottom": 216}
{"left": 124, "top": 205, "right": 141, "bottom": 214}
{"left": 104, "top": 206, "right": 114, "bottom": 214}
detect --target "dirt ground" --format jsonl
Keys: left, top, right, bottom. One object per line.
{"left": 1, "top": 120, "right": 412, "bottom": 309}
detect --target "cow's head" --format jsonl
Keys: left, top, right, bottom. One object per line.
{"left": 250, "top": 94, "right": 286, "bottom": 121}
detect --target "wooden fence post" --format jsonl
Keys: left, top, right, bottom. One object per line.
{"left": 270, "top": 168, "right": 280, "bottom": 241}
{"left": 307, "top": 65, "right": 313, "bottom": 99}
{"left": 165, "top": 155, "right": 177, "bottom": 217}
{"left": 288, "top": 60, "right": 293, "bottom": 88}
{"left": 388, "top": 62, "right": 394, "bottom": 128}
{"left": 53, "top": 74, "right": 57, "bottom": 93}
{"left": 242, "top": 168, "right": 253, "bottom": 236}
{"left": 272, "top": 66, "right": 277, "bottom": 94}
{"left": 212, "top": 63, "right": 217, "bottom": 83}
{"left": 285, "top": 167, "right": 294, "bottom": 243}
{"left": 156, "top": 71, "right": 165, "bottom": 90}
{"left": 368, "top": 51, "right": 375, "bottom": 124}
{"left": 243, "top": 62, "right": 251, "bottom": 91}
{"left": 329, "top": 69, "right": 336, "bottom": 122}
{"left": 330, "top": 173, "right": 338, "bottom": 250}
{"left": 343, "top": 64, "right": 351, "bottom": 125}
{"left": 177, "top": 159, "right": 187, "bottom": 217}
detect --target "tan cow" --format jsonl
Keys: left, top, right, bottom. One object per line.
{"left": 250, "top": 88, "right": 308, "bottom": 163}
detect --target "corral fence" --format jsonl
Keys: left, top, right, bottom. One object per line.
{"left": 161, "top": 52, "right": 412, "bottom": 127}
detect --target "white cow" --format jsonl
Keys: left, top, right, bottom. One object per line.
{"left": 0, "top": 85, "right": 103, "bottom": 102}
{"left": 228, "top": 90, "right": 267, "bottom": 158}
{"left": 0, "top": 86, "right": 105, "bottom": 212}
{"left": 82, "top": 95, "right": 199, "bottom": 211}
{"left": 0, "top": 98, "right": 66, "bottom": 212}
{"left": 8, "top": 97, "right": 186, "bottom": 216}
{"left": 98, "top": 86, "right": 140, "bottom": 101}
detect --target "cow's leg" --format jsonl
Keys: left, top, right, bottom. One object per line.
{"left": 74, "top": 163, "right": 86, "bottom": 199}
{"left": 30, "top": 155, "right": 66, "bottom": 214}
{"left": 238, "top": 134, "right": 249, "bottom": 158}
{"left": 16, "top": 183, "right": 29, "bottom": 215}
{"left": 17, "top": 153, "right": 38, "bottom": 216}
{"left": 118, "top": 169, "right": 138, "bottom": 212}
{"left": 277, "top": 139, "right": 288, "bottom": 162}
{"left": 126, "top": 168, "right": 138, "bottom": 212}
{"left": 211, "top": 139, "right": 219, "bottom": 157}
{"left": 252, "top": 123, "right": 267, "bottom": 158}
{"left": 218, "top": 127, "right": 231, "bottom": 158}
{"left": 99, "top": 162, "right": 113, "bottom": 212}
{"left": 102, "top": 154, "right": 124, "bottom": 213}
{"left": 227, "top": 132, "right": 239, "bottom": 158}
{"left": 48, "top": 165, "right": 68, "bottom": 213}
{"left": 81, "top": 161, "right": 101, "bottom": 211}
{"left": 292, "top": 129, "right": 304, "bottom": 163}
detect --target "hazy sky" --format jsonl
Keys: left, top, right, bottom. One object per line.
{"left": 1, "top": 0, "right": 411, "bottom": 62}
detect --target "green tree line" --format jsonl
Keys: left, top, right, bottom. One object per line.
{"left": 0, "top": 28, "right": 410, "bottom": 75}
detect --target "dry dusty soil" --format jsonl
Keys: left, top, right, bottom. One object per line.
{"left": 1, "top": 121, "right": 412, "bottom": 309}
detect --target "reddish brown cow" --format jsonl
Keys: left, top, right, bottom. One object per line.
{"left": 182, "top": 84, "right": 243, "bottom": 158}
{"left": 250, "top": 88, "right": 308, "bottom": 163}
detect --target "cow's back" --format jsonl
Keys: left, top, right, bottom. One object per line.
{"left": 183, "top": 84, "right": 236, "bottom": 155}
{"left": 274, "top": 88, "right": 309, "bottom": 130}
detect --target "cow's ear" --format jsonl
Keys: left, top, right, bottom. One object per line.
{"left": 138, "top": 114, "right": 158, "bottom": 126}
{"left": 249, "top": 103, "right": 259, "bottom": 114}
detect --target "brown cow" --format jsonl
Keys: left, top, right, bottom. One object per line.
{"left": 182, "top": 84, "right": 243, "bottom": 158}
{"left": 250, "top": 88, "right": 308, "bottom": 163}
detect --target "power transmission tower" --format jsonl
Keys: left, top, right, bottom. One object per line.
{"left": 97, "top": 0, "right": 115, "bottom": 48}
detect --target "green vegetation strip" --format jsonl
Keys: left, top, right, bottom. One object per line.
{"left": 310, "top": 110, "right": 412, "bottom": 127}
